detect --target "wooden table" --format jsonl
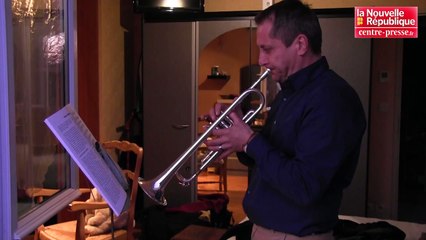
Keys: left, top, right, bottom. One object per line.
{"left": 171, "top": 224, "right": 227, "bottom": 240}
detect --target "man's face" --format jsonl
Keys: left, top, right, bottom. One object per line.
{"left": 256, "top": 19, "right": 298, "bottom": 83}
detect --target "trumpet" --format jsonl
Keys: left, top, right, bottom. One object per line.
{"left": 139, "top": 69, "right": 271, "bottom": 206}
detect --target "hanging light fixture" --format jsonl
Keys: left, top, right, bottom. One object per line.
{"left": 12, "top": 0, "right": 58, "bottom": 32}
{"left": 133, "top": 0, "right": 204, "bottom": 13}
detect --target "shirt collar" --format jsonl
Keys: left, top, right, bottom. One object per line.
{"left": 280, "top": 56, "right": 329, "bottom": 91}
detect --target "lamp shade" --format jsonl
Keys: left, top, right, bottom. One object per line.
{"left": 134, "top": 0, "right": 204, "bottom": 13}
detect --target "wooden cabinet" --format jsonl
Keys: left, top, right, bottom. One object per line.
{"left": 143, "top": 22, "right": 197, "bottom": 207}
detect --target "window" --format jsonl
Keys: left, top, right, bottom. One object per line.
{"left": 1, "top": 0, "right": 80, "bottom": 239}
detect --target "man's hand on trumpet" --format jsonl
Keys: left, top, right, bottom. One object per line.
{"left": 203, "top": 103, "right": 256, "bottom": 160}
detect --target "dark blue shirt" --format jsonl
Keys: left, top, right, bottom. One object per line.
{"left": 240, "top": 57, "right": 366, "bottom": 236}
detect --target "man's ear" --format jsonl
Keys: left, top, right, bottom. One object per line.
{"left": 294, "top": 34, "right": 309, "bottom": 55}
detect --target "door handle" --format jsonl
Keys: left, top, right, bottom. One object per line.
{"left": 172, "top": 124, "right": 190, "bottom": 129}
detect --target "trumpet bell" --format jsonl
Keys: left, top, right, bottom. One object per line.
{"left": 138, "top": 177, "right": 167, "bottom": 206}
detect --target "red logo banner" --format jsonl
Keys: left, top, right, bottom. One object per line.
{"left": 354, "top": 6, "right": 418, "bottom": 38}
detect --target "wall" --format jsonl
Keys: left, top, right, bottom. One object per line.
{"left": 306, "top": 0, "right": 425, "bottom": 12}
{"left": 204, "top": 0, "right": 426, "bottom": 14}
{"left": 204, "top": 0, "right": 263, "bottom": 12}
{"left": 98, "top": 0, "right": 125, "bottom": 142}
{"left": 77, "top": 0, "right": 99, "bottom": 139}
{"left": 368, "top": 39, "right": 402, "bottom": 218}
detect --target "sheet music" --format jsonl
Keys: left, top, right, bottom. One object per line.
{"left": 44, "top": 104, "right": 128, "bottom": 216}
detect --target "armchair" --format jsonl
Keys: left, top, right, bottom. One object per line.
{"left": 34, "top": 140, "right": 143, "bottom": 240}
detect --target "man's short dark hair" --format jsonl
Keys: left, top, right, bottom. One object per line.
{"left": 255, "top": 0, "right": 322, "bottom": 54}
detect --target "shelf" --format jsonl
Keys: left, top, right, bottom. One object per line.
{"left": 207, "top": 75, "right": 230, "bottom": 80}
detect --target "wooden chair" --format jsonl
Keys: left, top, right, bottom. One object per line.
{"left": 197, "top": 145, "right": 228, "bottom": 193}
{"left": 35, "top": 140, "right": 143, "bottom": 240}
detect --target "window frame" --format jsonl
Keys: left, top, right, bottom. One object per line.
{"left": 0, "top": 0, "right": 81, "bottom": 239}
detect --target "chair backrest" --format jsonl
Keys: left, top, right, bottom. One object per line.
{"left": 101, "top": 140, "right": 143, "bottom": 239}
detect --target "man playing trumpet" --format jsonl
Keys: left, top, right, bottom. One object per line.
{"left": 204, "top": 0, "right": 367, "bottom": 239}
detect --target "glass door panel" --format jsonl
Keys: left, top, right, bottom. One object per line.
{"left": 12, "top": 0, "right": 70, "bottom": 218}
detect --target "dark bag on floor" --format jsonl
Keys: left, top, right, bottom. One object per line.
{"left": 334, "top": 219, "right": 406, "bottom": 240}
{"left": 141, "top": 193, "right": 233, "bottom": 240}
{"left": 197, "top": 193, "right": 233, "bottom": 228}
